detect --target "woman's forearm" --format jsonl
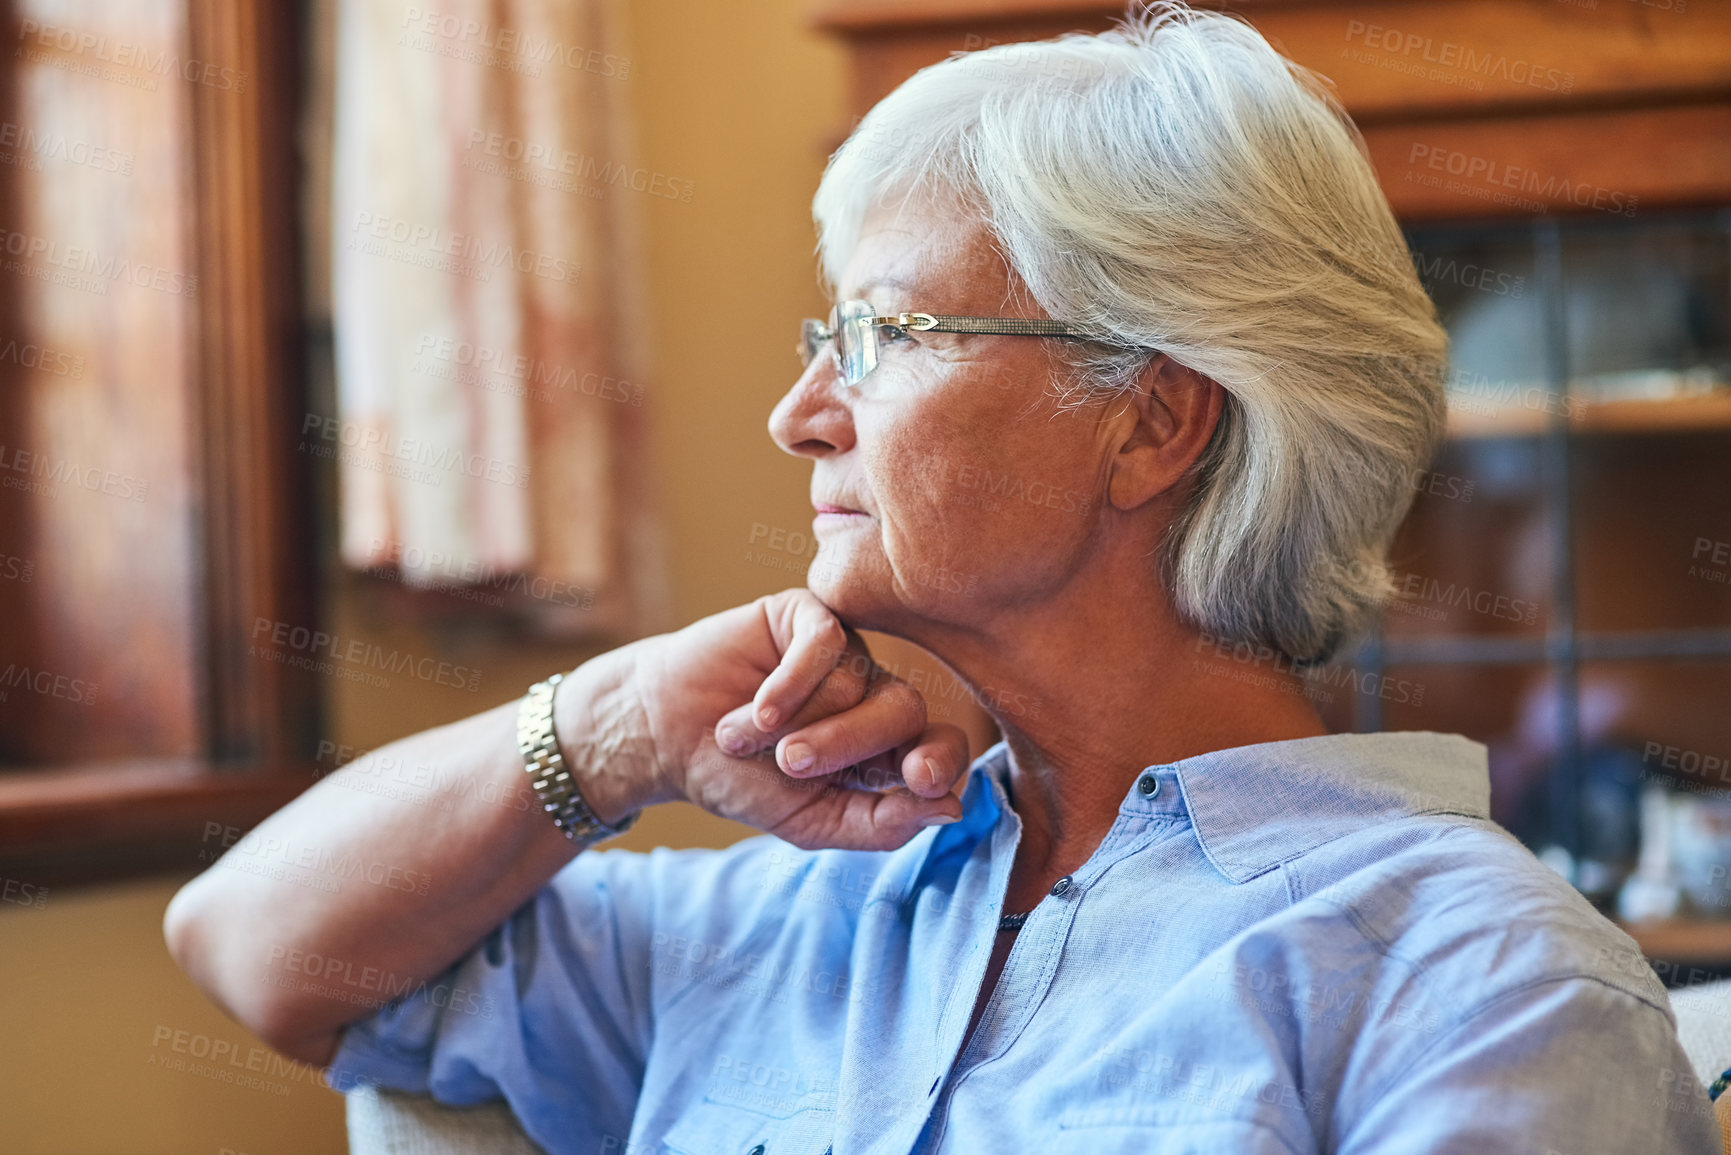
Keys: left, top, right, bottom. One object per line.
{"left": 163, "top": 589, "right": 970, "bottom": 1068}
{"left": 162, "top": 645, "right": 662, "bottom": 1066}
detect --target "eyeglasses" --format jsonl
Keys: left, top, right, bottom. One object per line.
{"left": 797, "top": 299, "right": 1096, "bottom": 387}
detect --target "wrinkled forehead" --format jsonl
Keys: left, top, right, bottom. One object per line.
{"left": 835, "top": 193, "right": 1025, "bottom": 313}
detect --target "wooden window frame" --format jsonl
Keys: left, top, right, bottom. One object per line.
{"left": 0, "top": 0, "right": 320, "bottom": 888}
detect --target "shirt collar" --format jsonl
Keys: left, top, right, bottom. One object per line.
{"left": 1170, "top": 731, "right": 1490, "bottom": 882}
{"left": 965, "top": 731, "right": 1490, "bottom": 884}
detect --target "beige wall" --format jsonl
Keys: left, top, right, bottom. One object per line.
{"left": 0, "top": 2, "right": 848, "bottom": 1150}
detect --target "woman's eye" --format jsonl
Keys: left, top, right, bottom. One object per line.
{"left": 884, "top": 326, "right": 915, "bottom": 345}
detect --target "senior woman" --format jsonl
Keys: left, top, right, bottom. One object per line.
{"left": 165, "top": 6, "right": 1717, "bottom": 1154}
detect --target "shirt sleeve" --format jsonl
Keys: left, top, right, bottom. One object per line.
{"left": 325, "top": 845, "right": 663, "bottom": 1153}
{"left": 1338, "top": 976, "right": 1723, "bottom": 1155}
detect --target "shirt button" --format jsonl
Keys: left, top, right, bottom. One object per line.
{"left": 1051, "top": 875, "right": 1074, "bottom": 897}
{"left": 1138, "top": 773, "right": 1159, "bottom": 798}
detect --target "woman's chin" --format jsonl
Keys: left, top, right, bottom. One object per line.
{"left": 804, "top": 561, "right": 892, "bottom": 628}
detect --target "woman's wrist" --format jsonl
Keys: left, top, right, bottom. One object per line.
{"left": 551, "top": 646, "right": 672, "bottom": 829}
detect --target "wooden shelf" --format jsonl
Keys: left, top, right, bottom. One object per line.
{"left": 1622, "top": 917, "right": 1731, "bottom": 966}
{"left": 1446, "top": 392, "right": 1731, "bottom": 439}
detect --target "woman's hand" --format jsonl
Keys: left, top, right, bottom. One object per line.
{"left": 621, "top": 588, "right": 970, "bottom": 851}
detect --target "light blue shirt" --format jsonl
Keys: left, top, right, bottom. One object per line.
{"left": 329, "top": 731, "right": 1721, "bottom": 1153}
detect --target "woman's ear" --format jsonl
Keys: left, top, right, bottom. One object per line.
{"left": 1106, "top": 354, "right": 1225, "bottom": 513}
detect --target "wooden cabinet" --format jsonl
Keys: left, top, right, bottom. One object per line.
{"left": 813, "top": 0, "right": 1731, "bottom": 219}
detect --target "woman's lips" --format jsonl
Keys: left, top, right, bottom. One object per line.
{"left": 813, "top": 503, "right": 867, "bottom": 516}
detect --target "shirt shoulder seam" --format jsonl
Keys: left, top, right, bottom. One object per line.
{"left": 1356, "top": 970, "right": 1677, "bottom": 1111}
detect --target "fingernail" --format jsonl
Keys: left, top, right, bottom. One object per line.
{"left": 757, "top": 704, "right": 781, "bottom": 730}
{"left": 919, "top": 813, "right": 960, "bottom": 827}
{"left": 783, "top": 742, "right": 815, "bottom": 773}
{"left": 922, "top": 756, "right": 942, "bottom": 792}
{"left": 718, "top": 727, "right": 748, "bottom": 756}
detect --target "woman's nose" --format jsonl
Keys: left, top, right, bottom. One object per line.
{"left": 769, "top": 357, "right": 856, "bottom": 459}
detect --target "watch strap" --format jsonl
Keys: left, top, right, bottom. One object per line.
{"left": 517, "top": 672, "right": 639, "bottom": 845}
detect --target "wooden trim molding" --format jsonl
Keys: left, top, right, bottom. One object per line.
{"left": 0, "top": 760, "right": 316, "bottom": 888}
{"left": 187, "top": 0, "right": 320, "bottom": 764}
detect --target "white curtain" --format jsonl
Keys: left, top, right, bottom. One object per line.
{"left": 330, "top": 0, "right": 667, "bottom": 633}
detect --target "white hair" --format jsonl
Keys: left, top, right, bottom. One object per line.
{"left": 812, "top": 2, "right": 1449, "bottom": 663}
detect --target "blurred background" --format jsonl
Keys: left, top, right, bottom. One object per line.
{"left": 0, "top": 0, "right": 1727, "bottom": 1150}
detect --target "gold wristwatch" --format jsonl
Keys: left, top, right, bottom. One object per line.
{"left": 516, "top": 672, "right": 640, "bottom": 846}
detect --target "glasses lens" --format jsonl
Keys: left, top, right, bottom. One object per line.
{"left": 834, "top": 300, "right": 878, "bottom": 386}
{"left": 798, "top": 318, "right": 828, "bottom": 367}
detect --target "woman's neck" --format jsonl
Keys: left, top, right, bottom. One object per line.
{"left": 923, "top": 588, "right": 1328, "bottom": 903}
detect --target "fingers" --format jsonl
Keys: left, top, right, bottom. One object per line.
{"left": 775, "top": 783, "right": 965, "bottom": 854}
{"left": 750, "top": 591, "right": 858, "bottom": 732}
{"left": 899, "top": 723, "right": 971, "bottom": 798}
{"left": 783, "top": 698, "right": 968, "bottom": 798}
{"left": 713, "top": 601, "right": 873, "bottom": 758}
{"left": 772, "top": 673, "right": 923, "bottom": 778}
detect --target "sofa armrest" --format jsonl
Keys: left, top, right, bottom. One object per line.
{"left": 345, "top": 1084, "right": 548, "bottom": 1155}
